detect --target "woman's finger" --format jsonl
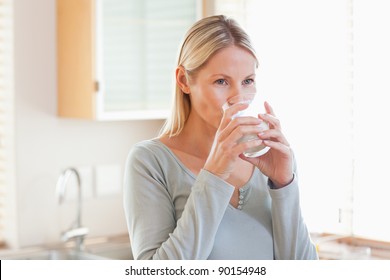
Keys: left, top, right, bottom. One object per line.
{"left": 264, "top": 101, "right": 276, "bottom": 116}
{"left": 233, "top": 139, "right": 264, "bottom": 155}
{"left": 218, "top": 116, "right": 262, "bottom": 142}
{"left": 262, "top": 101, "right": 282, "bottom": 129}
{"left": 258, "top": 113, "right": 281, "bottom": 130}
{"left": 219, "top": 102, "right": 249, "bottom": 130}
{"left": 263, "top": 139, "right": 291, "bottom": 155}
{"left": 258, "top": 129, "right": 290, "bottom": 147}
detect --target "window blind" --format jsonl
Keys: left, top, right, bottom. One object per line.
{"left": 100, "top": 0, "right": 197, "bottom": 113}
{"left": 0, "top": 0, "right": 14, "bottom": 246}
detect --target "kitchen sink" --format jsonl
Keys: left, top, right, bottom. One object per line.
{"left": 88, "top": 244, "right": 132, "bottom": 260}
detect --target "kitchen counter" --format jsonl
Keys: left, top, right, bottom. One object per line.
{"left": 312, "top": 233, "right": 390, "bottom": 260}
{"left": 0, "top": 234, "right": 133, "bottom": 260}
{"left": 3, "top": 233, "right": 389, "bottom": 260}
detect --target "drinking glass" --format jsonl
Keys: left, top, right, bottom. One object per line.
{"left": 223, "top": 93, "right": 270, "bottom": 157}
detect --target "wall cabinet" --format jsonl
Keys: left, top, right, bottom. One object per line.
{"left": 57, "top": 0, "right": 198, "bottom": 120}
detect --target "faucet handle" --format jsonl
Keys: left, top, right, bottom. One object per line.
{"left": 61, "top": 227, "right": 89, "bottom": 243}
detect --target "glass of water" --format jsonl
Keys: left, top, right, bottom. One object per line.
{"left": 223, "top": 93, "right": 270, "bottom": 157}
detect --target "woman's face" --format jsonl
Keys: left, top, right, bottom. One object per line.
{"left": 187, "top": 46, "right": 257, "bottom": 129}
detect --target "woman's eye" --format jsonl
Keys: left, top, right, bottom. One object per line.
{"left": 243, "top": 79, "right": 254, "bottom": 85}
{"left": 215, "top": 79, "right": 227, "bottom": 85}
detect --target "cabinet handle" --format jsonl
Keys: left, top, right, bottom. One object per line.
{"left": 94, "top": 81, "right": 99, "bottom": 92}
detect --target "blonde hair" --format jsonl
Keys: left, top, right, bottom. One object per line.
{"left": 159, "top": 15, "right": 259, "bottom": 137}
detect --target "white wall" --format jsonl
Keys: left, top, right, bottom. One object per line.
{"left": 13, "top": 0, "right": 164, "bottom": 247}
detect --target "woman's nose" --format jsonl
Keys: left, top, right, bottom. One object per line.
{"left": 231, "top": 84, "right": 243, "bottom": 96}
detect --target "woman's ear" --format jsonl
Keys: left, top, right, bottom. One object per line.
{"left": 176, "top": 66, "right": 190, "bottom": 94}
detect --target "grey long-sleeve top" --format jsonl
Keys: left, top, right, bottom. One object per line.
{"left": 123, "top": 139, "right": 318, "bottom": 260}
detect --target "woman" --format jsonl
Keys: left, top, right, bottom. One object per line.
{"left": 123, "top": 15, "right": 318, "bottom": 260}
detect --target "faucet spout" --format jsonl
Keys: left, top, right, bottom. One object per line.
{"left": 56, "top": 168, "right": 87, "bottom": 251}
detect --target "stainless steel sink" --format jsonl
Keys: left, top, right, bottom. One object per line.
{"left": 88, "top": 244, "right": 132, "bottom": 260}
{"left": 84, "top": 235, "right": 133, "bottom": 260}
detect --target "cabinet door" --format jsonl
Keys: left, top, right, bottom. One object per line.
{"left": 57, "top": 0, "right": 96, "bottom": 119}
{"left": 95, "top": 0, "right": 198, "bottom": 120}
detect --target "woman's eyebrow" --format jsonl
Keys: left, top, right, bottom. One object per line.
{"left": 210, "top": 73, "right": 256, "bottom": 79}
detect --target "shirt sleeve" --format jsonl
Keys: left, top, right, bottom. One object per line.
{"left": 123, "top": 144, "right": 234, "bottom": 260}
{"left": 268, "top": 174, "right": 318, "bottom": 260}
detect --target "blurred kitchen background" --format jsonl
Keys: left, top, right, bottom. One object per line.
{"left": 0, "top": 0, "right": 389, "bottom": 259}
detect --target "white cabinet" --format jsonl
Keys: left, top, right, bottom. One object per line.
{"left": 57, "top": 0, "right": 198, "bottom": 120}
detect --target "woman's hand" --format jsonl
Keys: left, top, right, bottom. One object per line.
{"left": 204, "top": 102, "right": 266, "bottom": 180}
{"left": 240, "top": 102, "right": 294, "bottom": 188}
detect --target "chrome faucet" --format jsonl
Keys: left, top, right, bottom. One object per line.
{"left": 56, "top": 168, "right": 89, "bottom": 251}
